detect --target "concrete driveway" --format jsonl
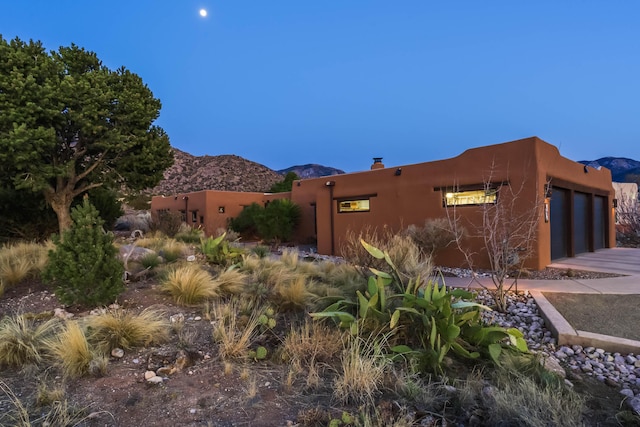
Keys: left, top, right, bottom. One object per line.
{"left": 444, "top": 247, "right": 640, "bottom": 294}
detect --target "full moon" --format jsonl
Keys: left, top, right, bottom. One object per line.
{"left": 199, "top": 9, "right": 207, "bottom": 17}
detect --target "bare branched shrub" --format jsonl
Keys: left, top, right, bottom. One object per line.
{"left": 445, "top": 171, "right": 544, "bottom": 312}
{"left": 616, "top": 192, "right": 640, "bottom": 246}
{"left": 340, "top": 225, "right": 433, "bottom": 284}
{"left": 151, "top": 211, "right": 183, "bottom": 237}
{"left": 406, "top": 218, "right": 459, "bottom": 257}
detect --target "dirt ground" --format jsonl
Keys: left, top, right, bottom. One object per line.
{"left": 0, "top": 270, "right": 637, "bottom": 426}
{"left": 542, "top": 293, "right": 640, "bottom": 342}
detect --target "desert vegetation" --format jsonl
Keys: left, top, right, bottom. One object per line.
{"left": 1, "top": 211, "right": 633, "bottom": 427}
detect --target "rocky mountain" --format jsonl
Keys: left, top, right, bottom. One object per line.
{"left": 150, "top": 149, "right": 283, "bottom": 195}
{"left": 277, "top": 164, "right": 345, "bottom": 178}
{"left": 579, "top": 157, "right": 640, "bottom": 183}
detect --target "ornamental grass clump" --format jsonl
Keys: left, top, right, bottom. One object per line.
{"left": 46, "top": 320, "right": 106, "bottom": 378}
{"left": 0, "top": 241, "right": 51, "bottom": 286}
{"left": 0, "top": 314, "right": 59, "bottom": 368}
{"left": 43, "top": 198, "right": 124, "bottom": 308}
{"left": 85, "top": 308, "right": 169, "bottom": 353}
{"left": 161, "top": 264, "right": 219, "bottom": 305}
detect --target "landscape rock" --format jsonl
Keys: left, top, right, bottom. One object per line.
{"left": 111, "top": 348, "right": 125, "bottom": 358}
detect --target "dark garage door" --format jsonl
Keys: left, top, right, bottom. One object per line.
{"left": 573, "top": 191, "right": 589, "bottom": 255}
{"left": 594, "top": 195, "right": 606, "bottom": 250}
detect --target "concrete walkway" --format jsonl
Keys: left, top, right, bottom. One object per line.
{"left": 444, "top": 247, "right": 640, "bottom": 294}
{"left": 442, "top": 247, "right": 640, "bottom": 354}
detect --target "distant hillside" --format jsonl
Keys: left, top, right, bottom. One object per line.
{"left": 579, "top": 157, "right": 640, "bottom": 183}
{"left": 150, "top": 149, "right": 283, "bottom": 195}
{"left": 278, "top": 164, "right": 345, "bottom": 178}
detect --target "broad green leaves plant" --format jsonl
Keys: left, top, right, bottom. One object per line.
{"left": 311, "top": 239, "right": 528, "bottom": 372}
{"left": 200, "top": 233, "right": 243, "bottom": 266}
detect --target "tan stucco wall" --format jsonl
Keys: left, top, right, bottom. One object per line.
{"left": 291, "top": 136, "right": 615, "bottom": 270}
{"left": 151, "top": 191, "right": 289, "bottom": 237}
{"left": 150, "top": 137, "right": 615, "bottom": 270}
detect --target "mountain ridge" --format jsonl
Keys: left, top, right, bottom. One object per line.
{"left": 149, "top": 148, "right": 343, "bottom": 195}
{"left": 578, "top": 157, "right": 640, "bottom": 183}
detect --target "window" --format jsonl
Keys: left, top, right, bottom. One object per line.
{"left": 443, "top": 189, "right": 497, "bottom": 206}
{"left": 191, "top": 211, "right": 197, "bottom": 223}
{"left": 338, "top": 199, "right": 370, "bottom": 213}
{"left": 218, "top": 206, "right": 225, "bottom": 214}
{"left": 179, "top": 210, "right": 186, "bottom": 222}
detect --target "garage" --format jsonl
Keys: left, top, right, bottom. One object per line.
{"left": 550, "top": 187, "right": 609, "bottom": 260}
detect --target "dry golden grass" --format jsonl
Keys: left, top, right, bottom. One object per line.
{"left": 161, "top": 264, "right": 219, "bottom": 305}
{"left": 0, "top": 241, "right": 50, "bottom": 286}
{"left": 0, "top": 315, "right": 59, "bottom": 368}
{"left": 85, "top": 308, "right": 169, "bottom": 352}
{"left": 211, "top": 300, "right": 262, "bottom": 361}
{"left": 47, "top": 321, "right": 98, "bottom": 378}
{"left": 278, "top": 248, "right": 300, "bottom": 268}
{"left": 36, "top": 382, "right": 66, "bottom": 407}
{"left": 274, "top": 275, "right": 311, "bottom": 311}
{"left": 213, "top": 268, "right": 248, "bottom": 296}
{"left": 282, "top": 320, "right": 344, "bottom": 366}
{"left": 333, "top": 334, "right": 389, "bottom": 406}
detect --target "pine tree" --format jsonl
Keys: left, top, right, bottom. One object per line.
{"left": 43, "top": 197, "right": 124, "bottom": 307}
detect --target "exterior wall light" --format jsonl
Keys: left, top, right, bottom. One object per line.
{"left": 395, "top": 168, "right": 402, "bottom": 176}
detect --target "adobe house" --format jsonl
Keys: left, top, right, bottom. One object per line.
{"left": 151, "top": 190, "right": 289, "bottom": 237}
{"left": 151, "top": 137, "right": 615, "bottom": 270}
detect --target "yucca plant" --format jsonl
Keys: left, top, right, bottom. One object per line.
{"left": 85, "top": 308, "right": 169, "bottom": 353}
{"left": 0, "top": 315, "right": 59, "bottom": 368}
{"left": 161, "top": 264, "right": 219, "bottom": 305}
{"left": 250, "top": 245, "right": 271, "bottom": 258}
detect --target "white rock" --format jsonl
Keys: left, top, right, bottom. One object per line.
{"left": 111, "top": 348, "right": 124, "bottom": 358}
{"left": 187, "top": 255, "right": 196, "bottom": 262}
{"left": 144, "top": 370, "right": 156, "bottom": 380}
{"left": 147, "top": 376, "right": 164, "bottom": 384}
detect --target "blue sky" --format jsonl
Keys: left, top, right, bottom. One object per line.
{"left": 2, "top": 1, "right": 640, "bottom": 172}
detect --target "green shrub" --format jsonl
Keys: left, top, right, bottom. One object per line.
{"left": 43, "top": 198, "right": 125, "bottom": 307}
{"left": 255, "top": 199, "right": 301, "bottom": 244}
{"left": 83, "top": 187, "right": 123, "bottom": 231}
{"left": 311, "top": 239, "right": 528, "bottom": 373}
{"left": 251, "top": 244, "right": 271, "bottom": 258}
{"left": 269, "top": 171, "right": 299, "bottom": 193}
{"left": 229, "top": 202, "right": 262, "bottom": 236}
{"left": 200, "top": 233, "right": 243, "bottom": 266}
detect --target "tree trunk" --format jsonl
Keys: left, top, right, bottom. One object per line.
{"left": 45, "top": 189, "right": 74, "bottom": 236}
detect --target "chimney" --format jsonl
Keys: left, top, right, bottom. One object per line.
{"left": 371, "top": 157, "right": 384, "bottom": 170}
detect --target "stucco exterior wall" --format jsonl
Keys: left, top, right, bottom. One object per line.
{"left": 291, "top": 136, "right": 615, "bottom": 270}
{"left": 150, "top": 137, "right": 615, "bottom": 270}
{"left": 151, "top": 191, "right": 289, "bottom": 236}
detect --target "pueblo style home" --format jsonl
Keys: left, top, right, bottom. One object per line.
{"left": 151, "top": 137, "right": 615, "bottom": 270}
